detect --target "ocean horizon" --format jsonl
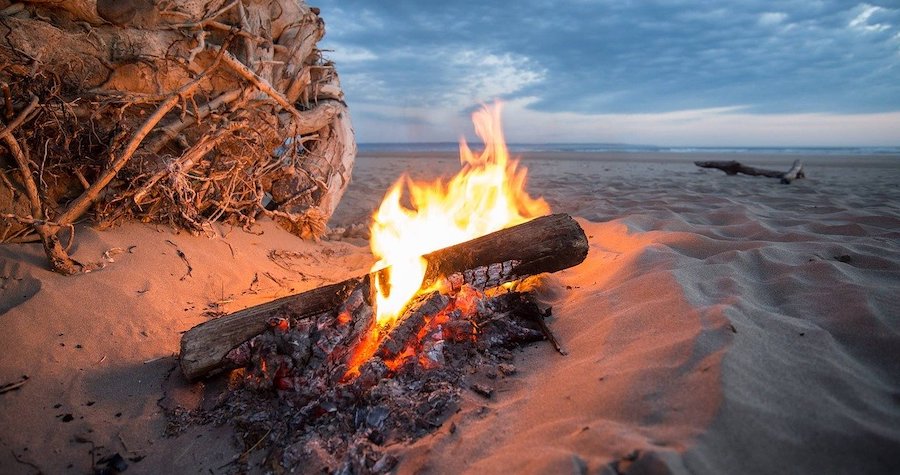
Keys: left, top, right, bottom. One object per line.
{"left": 358, "top": 142, "right": 900, "bottom": 156}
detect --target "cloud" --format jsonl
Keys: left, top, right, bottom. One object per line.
{"left": 313, "top": 0, "right": 900, "bottom": 145}
{"left": 444, "top": 50, "right": 545, "bottom": 106}
{"left": 496, "top": 97, "right": 900, "bottom": 146}
{"left": 759, "top": 12, "right": 788, "bottom": 26}
{"left": 849, "top": 4, "right": 891, "bottom": 32}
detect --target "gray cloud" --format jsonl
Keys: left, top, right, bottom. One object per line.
{"left": 312, "top": 0, "right": 899, "bottom": 142}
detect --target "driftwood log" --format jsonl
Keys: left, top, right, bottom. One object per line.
{"left": 695, "top": 159, "right": 805, "bottom": 184}
{"left": 0, "top": 0, "right": 355, "bottom": 274}
{"left": 180, "top": 213, "right": 589, "bottom": 380}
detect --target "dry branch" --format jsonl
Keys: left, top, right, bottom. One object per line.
{"left": 1, "top": 96, "right": 80, "bottom": 273}
{"left": 180, "top": 213, "right": 589, "bottom": 380}
{"left": 212, "top": 44, "right": 301, "bottom": 117}
{"left": 57, "top": 66, "right": 213, "bottom": 226}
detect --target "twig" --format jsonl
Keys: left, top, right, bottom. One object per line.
{"left": 203, "top": 20, "right": 287, "bottom": 54}
{"left": 262, "top": 272, "right": 283, "bottom": 286}
{"left": 56, "top": 91, "right": 194, "bottom": 224}
{"left": 532, "top": 307, "right": 568, "bottom": 356}
{"left": 166, "top": 239, "right": 193, "bottom": 280}
{"left": 170, "top": 0, "right": 239, "bottom": 29}
{"left": 0, "top": 94, "right": 38, "bottom": 139}
{"left": 135, "top": 119, "right": 244, "bottom": 205}
{"left": 142, "top": 88, "right": 243, "bottom": 156}
{"left": 0, "top": 169, "right": 16, "bottom": 200}
{"left": 243, "top": 428, "right": 272, "bottom": 457}
{"left": 9, "top": 449, "right": 41, "bottom": 472}
{"left": 116, "top": 433, "right": 130, "bottom": 454}
{"left": 1, "top": 99, "right": 82, "bottom": 274}
{"left": 0, "top": 96, "right": 41, "bottom": 217}
{"left": 218, "top": 427, "right": 271, "bottom": 470}
{"left": 220, "top": 238, "right": 236, "bottom": 258}
{"left": 73, "top": 168, "right": 91, "bottom": 190}
{"left": 210, "top": 45, "right": 301, "bottom": 118}
{"left": 1, "top": 213, "right": 68, "bottom": 229}
{"left": 1, "top": 214, "right": 77, "bottom": 250}
{"left": 0, "top": 375, "right": 29, "bottom": 394}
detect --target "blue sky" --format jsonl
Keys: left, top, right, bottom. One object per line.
{"left": 313, "top": 1, "right": 900, "bottom": 146}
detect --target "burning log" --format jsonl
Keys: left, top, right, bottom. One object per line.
{"left": 695, "top": 159, "right": 805, "bottom": 184}
{"left": 180, "top": 213, "right": 588, "bottom": 380}
{"left": 375, "top": 291, "right": 450, "bottom": 359}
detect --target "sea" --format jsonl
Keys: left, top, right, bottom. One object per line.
{"left": 358, "top": 143, "right": 900, "bottom": 156}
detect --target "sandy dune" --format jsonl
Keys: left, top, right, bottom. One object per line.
{"left": 2, "top": 152, "right": 898, "bottom": 474}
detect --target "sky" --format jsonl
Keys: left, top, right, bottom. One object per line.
{"left": 313, "top": 1, "right": 900, "bottom": 146}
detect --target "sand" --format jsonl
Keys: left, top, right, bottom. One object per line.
{"left": 1, "top": 151, "right": 899, "bottom": 474}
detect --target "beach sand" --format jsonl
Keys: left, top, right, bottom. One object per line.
{"left": 1, "top": 151, "right": 898, "bottom": 473}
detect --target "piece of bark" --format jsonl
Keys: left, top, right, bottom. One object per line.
{"left": 694, "top": 159, "right": 805, "bottom": 184}
{"left": 179, "top": 213, "right": 588, "bottom": 380}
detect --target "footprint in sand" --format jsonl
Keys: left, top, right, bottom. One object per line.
{"left": 0, "top": 260, "right": 41, "bottom": 316}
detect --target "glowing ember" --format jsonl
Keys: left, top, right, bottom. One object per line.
{"left": 344, "top": 102, "right": 549, "bottom": 378}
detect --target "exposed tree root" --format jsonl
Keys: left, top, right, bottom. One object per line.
{"left": 0, "top": 1, "right": 356, "bottom": 274}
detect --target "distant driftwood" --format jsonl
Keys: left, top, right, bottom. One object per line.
{"left": 695, "top": 159, "right": 805, "bottom": 184}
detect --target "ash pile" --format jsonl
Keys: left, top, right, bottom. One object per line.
{"left": 169, "top": 282, "right": 556, "bottom": 473}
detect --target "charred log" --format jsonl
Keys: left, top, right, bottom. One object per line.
{"left": 180, "top": 213, "right": 588, "bottom": 380}
{"left": 376, "top": 291, "right": 449, "bottom": 359}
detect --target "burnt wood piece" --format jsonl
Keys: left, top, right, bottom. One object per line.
{"left": 180, "top": 213, "right": 589, "bottom": 380}
{"left": 695, "top": 159, "right": 805, "bottom": 184}
{"left": 180, "top": 278, "right": 362, "bottom": 380}
{"left": 376, "top": 291, "right": 450, "bottom": 359}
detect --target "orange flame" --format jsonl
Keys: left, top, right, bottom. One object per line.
{"left": 370, "top": 102, "right": 549, "bottom": 327}
{"left": 343, "top": 102, "right": 549, "bottom": 379}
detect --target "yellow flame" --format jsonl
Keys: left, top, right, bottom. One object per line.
{"left": 369, "top": 102, "right": 550, "bottom": 326}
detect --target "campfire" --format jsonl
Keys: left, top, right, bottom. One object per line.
{"left": 344, "top": 103, "right": 552, "bottom": 379}
{"left": 177, "top": 103, "right": 588, "bottom": 472}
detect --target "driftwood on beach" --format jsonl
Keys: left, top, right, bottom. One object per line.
{"left": 179, "top": 213, "right": 589, "bottom": 380}
{"left": 695, "top": 159, "right": 805, "bottom": 184}
{"left": 0, "top": 0, "right": 355, "bottom": 274}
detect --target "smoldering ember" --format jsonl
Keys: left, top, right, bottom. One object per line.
{"left": 2, "top": 1, "right": 900, "bottom": 475}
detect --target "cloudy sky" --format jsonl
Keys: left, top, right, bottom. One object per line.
{"left": 313, "top": 1, "right": 900, "bottom": 146}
